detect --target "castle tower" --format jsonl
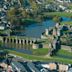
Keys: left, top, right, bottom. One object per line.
{"left": 45, "top": 28, "right": 49, "bottom": 36}
{"left": 55, "top": 23, "right": 60, "bottom": 29}
{"left": 53, "top": 28, "right": 57, "bottom": 36}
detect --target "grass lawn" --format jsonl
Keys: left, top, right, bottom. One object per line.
{"left": 56, "top": 49, "right": 72, "bottom": 57}
{"left": 6, "top": 49, "right": 72, "bottom": 64}
{"left": 32, "top": 48, "right": 49, "bottom": 56}
{"left": 68, "top": 3, "right": 72, "bottom": 9}
{"left": 0, "top": 29, "right": 12, "bottom": 34}
{"left": 21, "top": 18, "right": 37, "bottom": 23}
{"left": 61, "top": 21, "right": 72, "bottom": 25}
{"left": 0, "top": 30, "right": 6, "bottom": 34}
{"left": 43, "top": 12, "right": 72, "bottom": 17}
{"left": 46, "top": 0, "right": 54, "bottom": 3}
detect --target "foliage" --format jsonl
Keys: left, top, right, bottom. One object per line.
{"left": 53, "top": 16, "right": 61, "bottom": 22}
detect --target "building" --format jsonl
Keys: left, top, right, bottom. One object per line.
{"left": 0, "top": 26, "right": 5, "bottom": 30}
{"left": 59, "top": 5, "right": 67, "bottom": 11}
{"left": 35, "top": 0, "right": 45, "bottom": 4}
{"left": 49, "top": 63, "right": 57, "bottom": 70}
{"left": 58, "top": 64, "right": 69, "bottom": 72}
{"left": 41, "top": 63, "right": 57, "bottom": 70}
{"left": 57, "top": 0, "right": 72, "bottom": 3}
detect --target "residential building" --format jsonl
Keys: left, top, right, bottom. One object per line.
{"left": 57, "top": 0, "right": 72, "bottom": 3}
{"left": 58, "top": 64, "right": 69, "bottom": 72}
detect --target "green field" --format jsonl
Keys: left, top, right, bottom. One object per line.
{"left": 61, "top": 21, "right": 72, "bottom": 25}
{"left": 68, "top": 3, "right": 72, "bottom": 9}
{"left": 7, "top": 49, "right": 72, "bottom": 64}
{"left": 56, "top": 49, "right": 72, "bottom": 57}
{"left": 32, "top": 48, "right": 49, "bottom": 56}
{"left": 43, "top": 12, "right": 72, "bottom": 17}
{"left": 42, "top": 12, "right": 72, "bottom": 23}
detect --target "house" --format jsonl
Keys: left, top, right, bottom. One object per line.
{"left": 0, "top": 21, "right": 7, "bottom": 30}
{"left": 35, "top": 0, "right": 45, "bottom": 4}
{"left": 57, "top": 0, "right": 72, "bottom": 3}
{"left": 59, "top": 5, "right": 67, "bottom": 10}
{"left": 0, "top": 25, "right": 5, "bottom": 30}
{"left": 0, "top": 63, "right": 7, "bottom": 69}
{"left": 45, "top": 3, "right": 58, "bottom": 12}
{"left": 48, "top": 63, "right": 57, "bottom": 70}
{"left": 41, "top": 63, "right": 57, "bottom": 70}
{"left": 58, "top": 64, "right": 69, "bottom": 72}
{"left": 41, "top": 64, "right": 50, "bottom": 69}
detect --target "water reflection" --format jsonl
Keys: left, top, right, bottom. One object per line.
{"left": 4, "top": 43, "right": 31, "bottom": 49}
{"left": 3, "top": 42, "right": 32, "bottom": 54}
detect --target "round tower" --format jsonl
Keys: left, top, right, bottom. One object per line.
{"left": 45, "top": 28, "right": 49, "bottom": 36}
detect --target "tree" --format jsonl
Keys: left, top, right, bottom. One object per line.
{"left": 7, "top": 7, "right": 23, "bottom": 26}
{"left": 29, "top": 0, "right": 39, "bottom": 17}
{"left": 7, "top": 7, "right": 16, "bottom": 24}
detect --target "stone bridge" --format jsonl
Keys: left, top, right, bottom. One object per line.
{"left": 0, "top": 36, "right": 41, "bottom": 50}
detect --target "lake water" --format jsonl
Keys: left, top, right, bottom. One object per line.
{"left": 61, "top": 17, "right": 72, "bottom": 22}
{"left": 12, "top": 20, "right": 56, "bottom": 38}
{"left": 24, "top": 20, "right": 56, "bottom": 38}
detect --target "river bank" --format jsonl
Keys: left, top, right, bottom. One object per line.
{"left": 6, "top": 49, "right": 72, "bottom": 64}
